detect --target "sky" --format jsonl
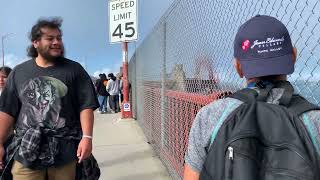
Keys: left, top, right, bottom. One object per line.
{"left": 0, "top": 0, "right": 174, "bottom": 77}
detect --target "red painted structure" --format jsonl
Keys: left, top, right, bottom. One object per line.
{"left": 143, "top": 83, "right": 229, "bottom": 178}
{"left": 121, "top": 42, "right": 133, "bottom": 118}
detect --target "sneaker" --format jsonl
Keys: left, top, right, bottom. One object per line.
{"left": 97, "top": 110, "right": 102, "bottom": 114}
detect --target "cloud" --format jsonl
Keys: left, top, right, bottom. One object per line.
{"left": 93, "top": 67, "right": 112, "bottom": 77}
{"left": 4, "top": 54, "right": 28, "bottom": 68}
{"left": 92, "top": 62, "right": 122, "bottom": 78}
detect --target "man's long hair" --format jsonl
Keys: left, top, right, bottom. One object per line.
{"left": 27, "top": 17, "right": 63, "bottom": 58}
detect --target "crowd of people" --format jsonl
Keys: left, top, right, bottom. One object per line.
{"left": 94, "top": 73, "right": 123, "bottom": 114}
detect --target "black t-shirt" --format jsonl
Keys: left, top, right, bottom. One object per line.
{"left": 0, "top": 58, "right": 99, "bottom": 169}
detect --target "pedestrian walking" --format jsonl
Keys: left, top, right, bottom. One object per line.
{"left": 106, "top": 73, "right": 120, "bottom": 113}
{"left": 0, "top": 17, "right": 100, "bottom": 180}
{"left": 0, "top": 66, "right": 12, "bottom": 96}
{"left": 184, "top": 15, "right": 320, "bottom": 180}
{"left": 95, "top": 73, "right": 109, "bottom": 113}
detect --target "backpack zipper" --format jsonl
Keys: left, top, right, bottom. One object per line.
{"left": 227, "top": 145, "right": 261, "bottom": 167}
{"left": 226, "top": 135, "right": 315, "bottom": 171}
{"left": 228, "top": 146, "right": 233, "bottom": 160}
{"left": 265, "top": 168, "right": 313, "bottom": 180}
{"left": 226, "top": 145, "right": 260, "bottom": 179}
{"left": 225, "top": 145, "right": 314, "bottom": 180}
{"left": 226, "top": 146, "right": 234, "bottom": 179}
{"left": 265, "top": 144, "right": 314, "bottom": 170}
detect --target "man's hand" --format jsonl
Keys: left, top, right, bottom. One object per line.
{"left": 78, "top": 108, "right": 94, "bottom": 163}
{"left": 0, "top": 144, "right": 5, "bottom": 170}
{"left": 77, "top": 138, "right": 92, "bottom": 163}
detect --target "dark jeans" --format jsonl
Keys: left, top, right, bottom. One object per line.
{"left": 109, "top": 95, "right": 120, "bottom": 113}
{"left": 97, "top": 95, "right": 107, "bottom": 111}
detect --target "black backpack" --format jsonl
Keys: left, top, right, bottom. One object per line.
{"left": 95, "top": 79, "right": 109, "bottom": 96}
{"left": 200, "top": 81, "right": 320, "bottom": 180}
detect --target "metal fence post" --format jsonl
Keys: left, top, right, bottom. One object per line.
{"left": 161, "top": 22, "right": 167, "bottom": 149}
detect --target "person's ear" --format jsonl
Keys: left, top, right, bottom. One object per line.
{"left": 33, "top": 40, "right": 39, "bottom": 49}
{"left": 292, "top": 47, "right": 297, "bottom": 64}
{"left": 233, "top": 58, "right": 244, "bottom": 78}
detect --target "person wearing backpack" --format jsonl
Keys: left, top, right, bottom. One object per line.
{"left": 184, "top": 15, "right": 320, "bottom": 180}
{"left": 106, "top": 73, "right": 120, "bottom": 113}
{"left": 95, "top": 73, "right": 109, "bottom": 113}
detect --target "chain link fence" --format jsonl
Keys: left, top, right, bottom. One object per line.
{"left": 129, "top": 0, "right": 320, "bottom": 179}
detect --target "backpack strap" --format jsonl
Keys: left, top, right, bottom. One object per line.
{"left": 272, "top": 80, "right": 294, "bottom": 106}
{"left": 229, "top": 88, "right": 258, "bottom": 103}
{"left": 288, "top": 95, "right": 320, "bottom": 115}
{"left": 230, "top": 82, "right": 275, "bottom": 103}
{"left": 256, "top": 83, "right": 275, "bottom": 101}
{"left": 231, "top": 80, "right": 296, "bottom": 105}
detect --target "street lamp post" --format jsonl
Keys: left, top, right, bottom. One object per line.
{"left": 1, "top": 33, "right": 14, "bottom": 66}
{"left": 1, "top": 36, "right": 4, "bottom": 66}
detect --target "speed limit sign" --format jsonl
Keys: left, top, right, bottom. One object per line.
{"left": 109, "top": 0, "right": 138, "bottom": 43}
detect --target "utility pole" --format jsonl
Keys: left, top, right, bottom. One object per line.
{"left": 109, "top": 0, "right": 137, "bottom": 119}
{"left": 121, "top": 42, "right": 133, "bottom": 118}
{"left": 1, "top": 33, "right": 14, "bottom": 66}
{"left": 1, "top": 36, "right": 5, "bottom": 66}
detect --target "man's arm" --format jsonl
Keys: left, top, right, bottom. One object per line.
{"left": 0, "top": 112, "right": 14, "bottom": 169}
{"left": 183, "top": 99, "right": 242, "bottom": 180}
{"left": 184, "top": 164, "right": 200, "bottom": 180}
{"left": 77, "top": 108, "right": 94, "bottom": 163}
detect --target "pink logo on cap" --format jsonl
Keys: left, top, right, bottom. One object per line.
{"left": 242, "top": 40, "right": 250, "bottom": 52}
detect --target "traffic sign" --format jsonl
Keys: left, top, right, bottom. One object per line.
{"left": 109, "top": 0, "right": 138, "bottom": 43}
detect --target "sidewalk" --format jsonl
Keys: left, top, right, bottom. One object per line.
{"left": 92, "top": 112, "right": 173, "bottom": 180}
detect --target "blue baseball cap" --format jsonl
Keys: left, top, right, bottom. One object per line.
{"left": 234, "top": 15, "right": 294, "bottom": 78}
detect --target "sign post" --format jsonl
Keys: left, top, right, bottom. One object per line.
{"left": 121, "top": 42, "right": 132, "bottom": 118}
{"left": 109, "top": 0, "right": 137, "bottom": 119}
{"left": 109, "top": 0, "right": 138, "bottom": 43}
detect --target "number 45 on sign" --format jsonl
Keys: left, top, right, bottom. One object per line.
{"left": 109, "top": 0, "right": 138, "bottom": 43}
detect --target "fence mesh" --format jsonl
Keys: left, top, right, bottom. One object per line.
{"left": 129, "top": 0, "right": 320, "bottom": 179}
